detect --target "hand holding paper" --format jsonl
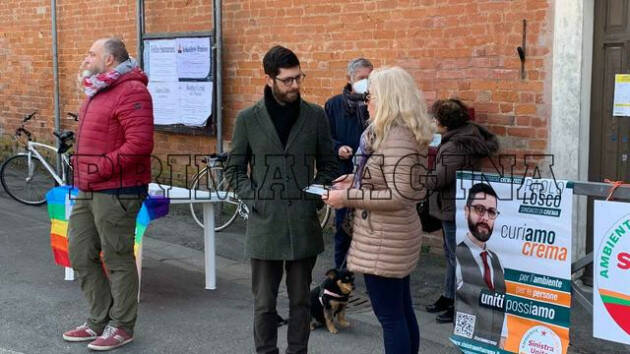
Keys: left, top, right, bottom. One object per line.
{"left": 332, "top": 174, "right": 354, "bottom": 190}
{"left": 322, "top": 189, "right": 345, "bottom": 209}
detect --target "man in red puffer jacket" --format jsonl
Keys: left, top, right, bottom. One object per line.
{"left": 63, "top": 37, "right": 153, "bottom": 352}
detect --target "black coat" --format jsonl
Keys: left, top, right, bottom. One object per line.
{"left": 324, "top": 89, "right": 368, "bottom": 176}
{"left": 427, "top": 123, "right": 499, "bottom": 221}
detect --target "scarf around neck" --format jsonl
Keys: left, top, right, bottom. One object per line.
{"left": 342, "top": 84, "right": 369, "bottom": 126}
{"left": 83, "top": 58, "right": 138, "bottom": 97}
{"left": 353, "top": 125, "right": 375, "bottom": 188}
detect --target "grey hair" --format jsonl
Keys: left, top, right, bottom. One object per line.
{"left": 103, "top": 37, "right": 130, "bottom": 64}
{"left": 347, "top": 58, "right": 373, "bottom": 80}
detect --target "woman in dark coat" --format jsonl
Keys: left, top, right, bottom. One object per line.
{"left": 424, "top": 99, "right": 499, "bottom": 323}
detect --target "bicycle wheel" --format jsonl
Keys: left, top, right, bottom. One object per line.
{"left": 0, "top": 154, "right": 56, "bottom": 205}
{"left": 189, "top": 168, "right": 242, "bottom": 232}
{"left": 318, "top": 204, "right": 332, "bottom": 229}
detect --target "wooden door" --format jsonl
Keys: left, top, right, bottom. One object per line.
{"left": 590, "top": 0, "right": 630, "bottom": 182}
{"left": 585, "top": 0, "right": 630, "bottom": 285}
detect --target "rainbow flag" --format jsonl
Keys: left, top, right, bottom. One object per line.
{"left": 47, "top": 186, "right": 78, "bottom": 267}
{"left": 46, "top": 186, "right": 169, "bottom": 268}
{"left": 134, "top": 193, "right": 169, "bottom": 256}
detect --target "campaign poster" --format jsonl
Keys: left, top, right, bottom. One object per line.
{"left": 593, "top": 200, "right": 630, "bottom": 345}
{"left": 450, "top": 172, "right": 573, "bottom": 354}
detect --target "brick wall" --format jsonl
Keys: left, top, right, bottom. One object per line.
{"left": 0, "top": 0, "right": 553, "bottom": 227}
{"left": 0, "top": 0, "right": 553, "bottom": 162}
{"left": 2, "top": 3, "right": 551, "bottom": 169}
{"left": 0, "top": 0, "right": 553, "bottom": 252}
{"left": 218, "top": 0, "right": 553, "bottom": 158}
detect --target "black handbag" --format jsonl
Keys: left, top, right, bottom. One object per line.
{"left": 417, "top": 199, "right": 442, "bottom": 233}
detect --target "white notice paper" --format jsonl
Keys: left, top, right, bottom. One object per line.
{"left": 148, "top": 82, "right": 179, "bottom": 125}
{"left": 179, "top": 82, "right": 213, "bottom": 126}
{"left": 176, "top": 37, "right": 211, "bottom": 79}
{"left": 613, "top": 74, "right": 630, "bottom": 116}
{"left": 149, "top": 39, "right": 177, "bottom": 82}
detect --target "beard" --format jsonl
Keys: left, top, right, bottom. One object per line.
{"left": 467, "top": 216, "right": 493, "bottom": 243}
{"left": 272, "top": 82, "right": 299, "bottom": 104}
{"left": 81, "top": 60, "right": 106, "bottom": 78}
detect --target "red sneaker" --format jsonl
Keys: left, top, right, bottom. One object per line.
{"left": 87, "top": 326, "right": 134, "bottom": 351}
{"left": 62, "top": 323, "right": 101, "bottom": 342}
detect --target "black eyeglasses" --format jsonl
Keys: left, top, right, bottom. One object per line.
{"left": 469, "top": 204, "right": 500, "bottom": 219}
{"left": 274, "top": 73, "right": 306, "bottom": 87}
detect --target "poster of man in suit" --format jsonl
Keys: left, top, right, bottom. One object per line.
{"left": 454, "top": 182, "right": 507, "bottom": 348}
{"left": 450, "top": 173, "right": 573, "bottom": 354}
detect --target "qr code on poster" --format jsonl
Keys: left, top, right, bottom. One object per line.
{"left": 454, "top": 312, "right": 475, "bottom": 338}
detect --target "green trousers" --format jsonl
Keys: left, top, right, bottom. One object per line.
{"left": 68, "top": 191, "right": 143, "bottom": 335}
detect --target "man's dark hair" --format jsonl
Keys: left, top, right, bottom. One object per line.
{"left": 104, "top": 37, "right": 130, "bottom": 64}
{"left": 466, "top": 183, "right": 498, "bottom": 206}
{"left": 263, "top": 45, "right": 300, "bottom": 77}
{"left": 431, "top": 98, "right": 470, "bottom": 130}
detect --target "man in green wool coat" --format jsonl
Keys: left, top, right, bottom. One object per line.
{"left": 224, "top": 45, "right": 338, "bottom": 354}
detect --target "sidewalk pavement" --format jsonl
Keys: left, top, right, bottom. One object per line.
{"left": 0, "top": 193, "right": 454, "bottom": 354}
{"left": 0, "top": 192, "right": 625, "bottom": 353}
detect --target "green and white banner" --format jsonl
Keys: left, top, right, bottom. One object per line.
{"left": 450, "top": 172, "right": 572, "bottom": 354}
{"left": 593, "top": 200, "right": 630, "bottom": 345}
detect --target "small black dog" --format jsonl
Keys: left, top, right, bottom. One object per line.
{"left": 310, "top": 269, "right": 354, "bottom": 334}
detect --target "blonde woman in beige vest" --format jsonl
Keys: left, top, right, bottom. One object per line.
{"left": 323, "top": 66, "right": 433, "bottom": 354}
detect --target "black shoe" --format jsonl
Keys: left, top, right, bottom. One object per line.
{"left": 425, "top": 296, "right": 454, "bottom": 313}
{"left": 436, "top": 308, "right": 454, "bottom": 323}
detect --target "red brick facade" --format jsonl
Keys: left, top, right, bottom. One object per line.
{"left": 0, "top": 0, "right": 553, "bottom": 252}
{"left": 1, "top": 0, "right": 553, "bottom": 152}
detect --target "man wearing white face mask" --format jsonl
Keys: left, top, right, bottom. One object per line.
{"left": 324, "top": 57, "right": 373, "bottom": 269}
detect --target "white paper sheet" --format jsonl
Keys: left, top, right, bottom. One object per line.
{"left": 179, "top": 82, "right": 213, "bottom": 126}
{"left": 148, "top": 39, "right": 178, "bottom": 82}
{"left": 303, "top": 184, "right": 329, "bottom": 196}
{"left": 613, "top": 74, "right": 630, "bottom": 116}
{"left": 148, "top": 82, "right": 180, "bottom": 125}
{"left": 176, "top": 37, "right": 211, "bottom": 79}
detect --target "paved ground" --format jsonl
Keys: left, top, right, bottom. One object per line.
{"left": 0, "top": 191, "right": 628, "bottom": 353}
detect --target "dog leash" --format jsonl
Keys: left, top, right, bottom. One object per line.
{"left": 338, "top": 257, "right": 347, "bottom": 271}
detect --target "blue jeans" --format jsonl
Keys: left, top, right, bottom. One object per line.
{"left": 364, "top": 274, "right": 420, "bottom": 354}
{"left": 334, "top": 208, "right": 351, "bottom": 269}
{"left": 442, "top": 220, "right": 456, "bottom": 300}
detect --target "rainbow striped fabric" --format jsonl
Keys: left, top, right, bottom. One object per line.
{"left": 46, "top": 186, "right": 169, "bottom": 267}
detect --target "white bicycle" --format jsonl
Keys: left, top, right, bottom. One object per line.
{"left": 189, "top": 153, "right": 332, "bottom": 232}
{"left": 1, "top": 111, "right": 77, "bottom": 205}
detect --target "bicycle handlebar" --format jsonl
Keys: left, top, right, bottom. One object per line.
{"left": 23, "top": 111, "right": 37, "bottom": 123}
{"left": 16, "top": 111, "right": 77, "bottom": 147}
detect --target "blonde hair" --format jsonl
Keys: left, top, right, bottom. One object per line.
{"left": 367, "top": 66, "right": 434, "bottom": 150}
